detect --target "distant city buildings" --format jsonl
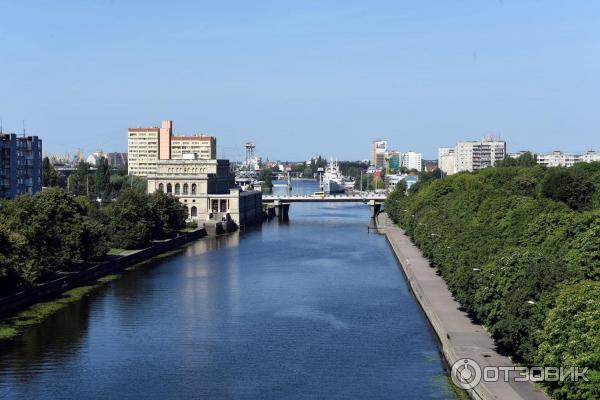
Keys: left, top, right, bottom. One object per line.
{"left": 386, "top": 174, "right": 418, "bottom": 191}
{"left": 107, "top": 152, "right": 128, "bottom": 169}
{"left": 370, "top": 140, "right": 387, "bottom": 169}
{"left": 86, "top": 150, "right": 105, "bottom": 167}
{"left": 399, "top": 151, "right": 422, "bottom": 172}
{"left": 438, "top": 136, "right": 506, "bottom": 175}
{"left": 128, "top": 120, "right": 216, "bottom": 177}
{"left": 138, "top": 120, "right": 262, "bottom": 225}
{"left": 147, "top": 155, "right": 262, "bottom": 226}
{"left": 0, "top": 133, "right": 42, "bottom": 199}
{"left": 535, "top": 150, "right": 600, "bottom": 167}
{"left": 438, "top": 147, "right": 456, "bottom": 175}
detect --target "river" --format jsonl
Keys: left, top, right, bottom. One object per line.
{"left": 0, "top": 180, "right": 454, "bottom": 399}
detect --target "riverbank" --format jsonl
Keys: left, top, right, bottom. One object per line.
{"left": 376, "top": 212, "right": 549, "bottom": 400}
{"left": 0, "top": 228, "right": 208, "bottom": 333}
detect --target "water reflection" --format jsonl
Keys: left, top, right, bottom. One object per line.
{"left": 0, "top": 181, "right": 454, "bottom": 400}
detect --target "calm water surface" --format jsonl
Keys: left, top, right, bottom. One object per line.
{"left": 0, "top": 181, "right": 454, "bottom": 399}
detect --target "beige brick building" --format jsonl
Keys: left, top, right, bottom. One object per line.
{"left": 128, "top": 120, "right": 216, "bottom": 177}
{"left": 147, "top": 157, "right": 262, "bottom": 226}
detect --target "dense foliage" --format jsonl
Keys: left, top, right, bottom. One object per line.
{"left": 385, "top": 162, "right": 600, "bottom": 399}
{"left": 42, "top": 157, "right": 147, "bottom": 199}
{"left": 0, "top": 187, "right": 188, "bottom": 297}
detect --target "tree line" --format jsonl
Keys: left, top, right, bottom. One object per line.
{"left": 386, "top": 159, "right": 600, "bottom": 400}
{"left": 0, "top": 187, "right": 188, "bottom": 297}
{"left": 42, "top": 157, "right": 147, "bottom": 199}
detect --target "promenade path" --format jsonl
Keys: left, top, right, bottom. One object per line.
{"left": 377, "top": 213, "right": 549, "bottom": 400}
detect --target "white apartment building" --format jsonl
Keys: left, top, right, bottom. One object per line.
{"left": 537, "top": 150, "right": 600, "bottom": 167}
{"left": 453, "top": 136, "right": 506, "bottom": 172}
{"left": 438, "top": 147, "right": 456, "bottom": 175}
{"left": 400, "top": 151, "right": 422, "bottom": 171}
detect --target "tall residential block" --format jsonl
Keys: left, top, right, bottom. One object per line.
{"left": 438, "top": 136, "right": 506, "bottom": 175}
{"left": 128, "top": 119, "right": 216, "bottom": 176}
{"left": 371, "top": 140, "right": 387, "bottom": 169}
{"left": 438, "top": 147, "right": 456, "bottom": 175}
{"left": 454, "top": 136, "right": 506, "bottom": 173}
{"left": 400, "top": 151, "right": 422, "bottom": 171}
{"left": 0, "top": 133, "right": 42, "bottom": 199}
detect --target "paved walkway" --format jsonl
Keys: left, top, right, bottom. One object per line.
{"left": 376, "top": 213, "right": 549, "bottom": 400}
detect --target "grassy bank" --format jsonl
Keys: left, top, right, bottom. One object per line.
{"left": 0, "top": 274, "right": 119, "bottom": 341}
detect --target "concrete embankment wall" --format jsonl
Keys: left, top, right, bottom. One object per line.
{"left": 0, "top": 228, "right": 207, "bottom": 318}
{"left": 376, "top": 213, "right": 548, "bottom": 400}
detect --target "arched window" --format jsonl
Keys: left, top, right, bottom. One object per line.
{"left": 175, "top": 183, "right": 180, "bottom": 194}
{"left": 191, "top": 183, "right": 197, "bottom": 195}
{"left": 158, "top": 183, "right": 164, "bottom": 192}
{"left": 167, "top": 183, "right": 172, "bottom": 194}
{"left": 183, "top": 183, "right": 188, "bottom": 194}
{"left": 190, "top": 206, "right": 197, "bottom": 217}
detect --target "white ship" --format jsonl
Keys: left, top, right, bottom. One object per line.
{"left": 321, "top": 159, "right": 346, "bottom": 194}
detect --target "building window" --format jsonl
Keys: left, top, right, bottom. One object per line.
{"left": 220, "top": 199, "right": 227, "bottom": 212}
{"left": 190, "top": 206, "right": 197, "bottom": 217}
{"left": 167, "top": 183, "right": 172, "bottom": 194}
{"left": 191, "top": 183, "right": 197, "bottom": 195}
{"left": 183, "top": 183, "right": 188, "bottom": 194}
{"left": 158, "top": 183, "right": 164, "bottom": 192}
{"left": 175, "top": 183, "right": 180, "bottom": 194}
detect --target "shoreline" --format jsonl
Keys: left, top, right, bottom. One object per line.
{"left": 0, "top": 228, "right": 210, "bottom": 336}
{"left": 376, "top": 212, "right": 549, "bottom": 400}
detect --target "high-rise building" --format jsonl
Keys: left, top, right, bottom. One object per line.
{"left": 128, "top": 120, "right": 216, "bottom": 176}
{"left": 0, "top": 133, "right": 42, "bottom": 199}
{"left": 453, "top": 136, "right": 506, "bottom": 172}
{"left": 438, "top": 147, "right": 456, "bottom": 175}
{"left": 400, "top": 151, "right": 422, "bottom": 171}
{"left": 170, "top": 135, "right": 216, "bottom": 160}
{"left": 127, "top": 126, "right": 162, "bottom": 177}
{"left": 371, "top": 140, "right": 387, "bottom": 169}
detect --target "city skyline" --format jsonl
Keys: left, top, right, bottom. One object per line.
{"left": 2, "top": 1, "right": 600, "bottom": 160}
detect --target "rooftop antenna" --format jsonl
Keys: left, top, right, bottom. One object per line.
{"left": 22, "top": 120, "right": 26, "bottom": 137}
{"left": 0, "top": 117, "right": 3, "bottom": 134}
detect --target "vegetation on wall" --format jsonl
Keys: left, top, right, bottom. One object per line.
{"left": 385, "top": 162, "right": 600, "bottom": 400}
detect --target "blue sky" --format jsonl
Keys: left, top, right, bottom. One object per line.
{"left": 1, "top": 0, "right": 599, "bottom": 160}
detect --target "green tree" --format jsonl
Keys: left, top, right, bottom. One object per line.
{"left": 259, "top": 168, "right": 273, "bottom": 190}
{"left": 541, "top": 167, "right": 595, "bottom": 211}
{"left": 0, "top": 188, "right": 108, "bottom": 288}
{"left": 103, "top": 188, "right": 155, "bottom": 249}
{"left": 536, "top": 281, "right": 600, "bottom": 400}
{"left": 565, "top": 211, "right": 600, "bottom": 280}
{"left": 147, "top": 191, "right": 188, "bottom": 238}
{"left": 496, "top": 152, "right": 538, "bottom": 167}
{"left": 95, "top": 157, "right": 111, "bottom": 199}
{"left": 69, "top": 161, "right": 93, "bottom": 197}
{"left": 41, "top": 156, "right": 59, "bottom": 187}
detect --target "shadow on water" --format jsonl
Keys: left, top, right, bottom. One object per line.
{"left": 0, "top": 233, "right": 241, "bottom": 385}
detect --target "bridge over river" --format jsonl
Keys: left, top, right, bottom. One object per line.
{"left": 262, "top": 192, "right": 387, "bottom": 219}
